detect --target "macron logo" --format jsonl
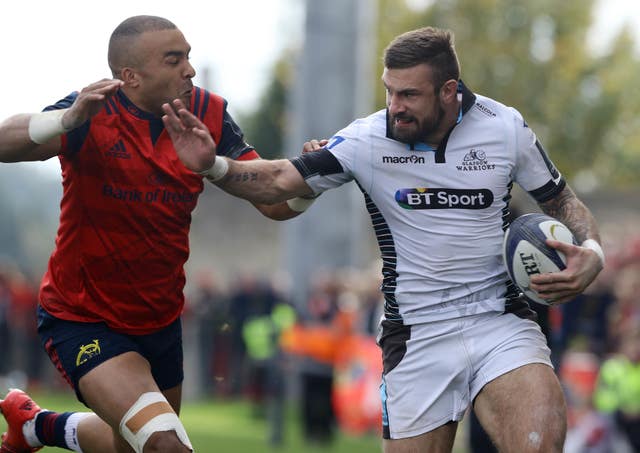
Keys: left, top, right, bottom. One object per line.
{"left": 382, "top": 155, "right": 425, "bottom": 164}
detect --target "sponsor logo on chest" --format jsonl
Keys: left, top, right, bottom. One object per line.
{"left": 381, "top": 154, "right": 426, "bottom": 164}
{"left": 395, "top": 188, "right": 493, "bottom": 210}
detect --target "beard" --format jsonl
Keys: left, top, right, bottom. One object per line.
{"left": 388, "top": 106, "right": 446, "bottom": 145}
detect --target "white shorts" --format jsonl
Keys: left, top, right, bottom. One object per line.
{"left": 377, "top": 311, "right": 552, "bottom": 439}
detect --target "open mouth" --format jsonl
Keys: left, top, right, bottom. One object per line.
{"left": 394, "top": 117, "right": 414, "bottom": 127}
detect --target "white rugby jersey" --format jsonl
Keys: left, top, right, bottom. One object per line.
{"left": 291, "top": 82, "right": 565, "bottom": 324}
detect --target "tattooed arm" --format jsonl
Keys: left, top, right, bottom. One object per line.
{"left": 529, "top": 185, "right": 604, "bottom": 304}
{"left": 161, "top": 99, "right": 316, "bottom": 220}
{"left": 538, "top": 185, "right": 601, "bottom": 244}
{"left": 209, "top": 157, "right": 313, "bottom": 205}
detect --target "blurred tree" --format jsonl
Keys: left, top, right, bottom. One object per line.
{"left": 239, "top": 55, "right": 293, "bottom": 160}
{"left": 373, "top": 0, "right": 640, "bottom": 189}
{"left": 236, "top": 0, "right": 640, "bottom": 188}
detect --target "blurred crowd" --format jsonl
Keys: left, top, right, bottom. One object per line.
{"left": 2, "top": 232, "right": 640, "bottom": 451}
{"left": 182, "top": 263, "right": 384, "bottom": 446}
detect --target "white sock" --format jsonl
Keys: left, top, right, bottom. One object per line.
{"left": 22, "top": 411, "right": 44, "bottom": 448}
{"left": 65, "top": 412, "right": 90, "bottom": 452}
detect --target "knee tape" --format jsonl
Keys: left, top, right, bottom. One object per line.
{"left": 119, "top": 392, "right": 193, "bottom": 452}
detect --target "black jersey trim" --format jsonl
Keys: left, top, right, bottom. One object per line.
{"left": 356, "top": 181, "right": 402, "bottom": 322}
{"left": 528, "top": 178, "right": 566, "bottom": 203}
{"left": 535, "top": 139, "right": 560, "bottom": 180}
{"left": 290, "top": 149, "right": 344, "bottom": 179}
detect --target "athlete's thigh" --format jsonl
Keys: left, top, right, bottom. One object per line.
{"left": 383, "top": 421, "right": 457, "bottom": 453}
{"left": 162, "top": 383, "right": 183, "bottom": 415}
{"left": 473, "top": 363, "right": 566, "bottom": 453}
{"left": 79, "top": 351, "right": 163, "bottom": 429}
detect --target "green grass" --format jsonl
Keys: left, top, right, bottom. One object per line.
{"left": 1, "top": 390, "right": 382, "bottom": 452}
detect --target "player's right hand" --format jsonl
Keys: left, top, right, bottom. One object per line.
{"left": 64, "top": 79, "right": 123, "bottom": 129}
{"left": 162, "top": 99, "right": 217, "bottom": 173}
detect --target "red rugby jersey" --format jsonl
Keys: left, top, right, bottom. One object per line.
{"left": 39, "top": 87, "right": 258, "bottom": 334}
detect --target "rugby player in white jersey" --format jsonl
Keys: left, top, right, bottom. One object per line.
{"left": 164, "top": 27, "right": 604, "bottom": 453}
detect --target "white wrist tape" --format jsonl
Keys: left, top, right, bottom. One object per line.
{"left": 582, "top": 239, "right": 605, "bottom": 266}
{"left": 201, "top": 157, "right": 229, "bottom": 182}
{"left": 28, "top": 109, "right": 70, "bottom": 144}
{"left": 286, "top": 195, "right": 318, "bottom": 213}
{"left": 120, "top": 392, "right": 192, "bottom": 453}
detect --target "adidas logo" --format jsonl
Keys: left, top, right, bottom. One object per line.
{"left": 105, "top": 140, "right": 131, "bottom": 159}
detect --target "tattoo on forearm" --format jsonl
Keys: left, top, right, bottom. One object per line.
{"left": 539, "top": 187, "right": 599, "bottom": 243}
{"left": 230, "top": 172, "right": 258, "bottom": 183}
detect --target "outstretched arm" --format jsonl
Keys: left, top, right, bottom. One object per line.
{"left": 162, "top": 99, "right": 316, "bottom": 209}
{"left": 0, "top": 79, "right": 123, "bottom": 163}
{"left": 529, "top": 184, "right": 604, "bottom": 304}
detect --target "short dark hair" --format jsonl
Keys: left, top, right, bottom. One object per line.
{"left": 383, "top": 27, "right": 460, "bottom": 90}
{"left": 108, "top": 15, "right": 177, "bottom": 76}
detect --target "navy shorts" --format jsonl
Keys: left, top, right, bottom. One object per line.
{"left": 37, "top": 305, "right": 184, "bottom": 404}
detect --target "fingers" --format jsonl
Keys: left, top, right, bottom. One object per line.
{"left": 530, "top": 271, "right": 580, "bottom": 304}
{"left": 302, "top": 138, "right": 328, "bottom": 153}
{"left": 161, "top": 103, "right": 184, "bottom": 134}
{"left": 65, "top": 79, "right": 124, "bottom": 128}
{"left": 79, "top": 79, "right": 124, "bottom": 99}
{"left": 545, "top": 238, "right": 575, "bottom": 254}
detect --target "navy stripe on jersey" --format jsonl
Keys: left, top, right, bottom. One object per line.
{"left": 43, "top": 92, "right": 78, "bottom": 112}
{"left": 192, "top": 88, "right": 202, "bottom": 116}
{"left": 290, "top": 149, "right": 344, "bottom": 179}
{"left": 115, "top": 90, "right": 155, "bottom": 120}
{"left": 217, "top": 110, "right": 254, "bottom": 159}
{"left": 43, "top": 92, "right": 88, "bottom": 156}
{"left": 149, "top": 118, "right": 164, "bottom": 145}
{"left": 200, "top": 89, "right": 210, "bottom": 119}
{"left": 192, "top": 87, "right": 210, "bottom": 120}
{"left": 105, "top": 97, "right": 120, "bottom": 115}
{"left": 357, "top": 182, "right": 402, "bottom": 322}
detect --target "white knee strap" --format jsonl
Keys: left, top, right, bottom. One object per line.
{"left": 119, "top": 392, "right": 193, "bottom": 452}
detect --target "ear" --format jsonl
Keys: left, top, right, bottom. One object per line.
{"left": 440, "top": 79, "right": 458, "bottom": 103}
{"left": 121, "top": 67, "right": 139, "bottom": 88}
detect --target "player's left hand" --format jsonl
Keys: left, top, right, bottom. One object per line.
{"left": 302, "top": 139, "right": 328, "bottom": 154}
{"left": 529, "top": 239, "right": 604, "bottom": 305}
{"left": 162, "top": 99, "right": 216, "bottom": 173}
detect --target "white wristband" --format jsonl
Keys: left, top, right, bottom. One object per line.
{"left": 582, "top": 239, "right": 605, "bottom": 266}
{"left": 28, "top": 109, "right": 70, "bottom": 144}
{"left": 286, "top": 195, "right": 318, "bottom": 213}
{"left": 201, "top": 157, "right": 229, "bottom": 182}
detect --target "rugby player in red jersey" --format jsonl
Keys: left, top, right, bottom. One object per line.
{"left": 0, "top": 15, "right": 310, "bottom": 453}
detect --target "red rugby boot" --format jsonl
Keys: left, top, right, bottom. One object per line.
{"left": 0, "top": 389, "right": 42, "bottom": 453}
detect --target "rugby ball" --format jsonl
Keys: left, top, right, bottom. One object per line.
{"left": 502, "top": 213, "right": 576, "bottom": 305}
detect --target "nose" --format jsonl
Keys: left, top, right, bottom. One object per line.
{"left": 387, "top": 93, "right": 405, "bottom": 116}
{"left": 184, "top": 61, "right": 196, "bottom": 79}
